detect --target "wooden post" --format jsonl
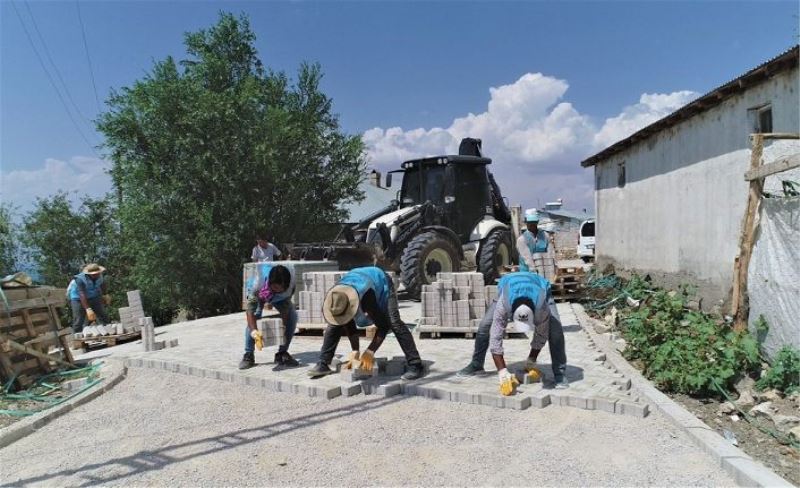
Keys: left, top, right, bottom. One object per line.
{"left": 731, "top": 134, "right": 764, "bottom": 332}
{"left": 510, "top": 205, "right": 522, "bottom": 242}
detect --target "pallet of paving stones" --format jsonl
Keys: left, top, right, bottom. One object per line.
{"left": 71, "top": 329, "right": 142, "bottom": 351}
{"left": 416, "top": 325, "right": 527, "bottom": 339}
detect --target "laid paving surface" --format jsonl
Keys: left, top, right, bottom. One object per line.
{"left": 78, "top": 302, "right": 649, "bottom": 416}
{"left": 1, "top": 368, "right": 735, "bottom": 486}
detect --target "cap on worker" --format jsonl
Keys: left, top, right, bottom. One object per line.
{"left": 323, "top": 285, "right": 360, "bottom": 326}
{"left": 511, "top": 304, "right": 534, "bottom": 334}
{"left": 525, "top": 211, "right": 540, "bottom": 223}
{"left": 83, "top": 263, "right": 106, "bottom": 275}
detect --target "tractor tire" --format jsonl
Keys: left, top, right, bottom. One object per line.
{"left": 400, "top": 231, "right": 461, "bottom": 299}
{"left": 478, "top": 229, "right": 513, "bottom": 285}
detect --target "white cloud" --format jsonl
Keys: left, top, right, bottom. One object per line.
{"left": 593, "top": 91, "right": 699, "bottom": 149}
{"left": 0, "top": 156, "right": 113, "bottom": 212}
{"left": 363, "top": 73, "right": 698, "bottom": 211}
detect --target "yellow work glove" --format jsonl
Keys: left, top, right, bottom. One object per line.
{"left": 358, "top": 349, "right": 375, "bottom": 373}
{"left": 498, "top": 368, "right": 519, "bottom": 396}
{"left": 342, "top": 350, "right": 360, "bottom": 370}
{"left": 250, "top": 329, "right": 264, "bottom": 351}
{"left": 85, "top": 308, "right": 97, "bottom": 323}
{"left": 524, "top": 359, "right": 543, "bottom": 383}
{"left": 103, "top": 294, "right": 112, "bottom": 306}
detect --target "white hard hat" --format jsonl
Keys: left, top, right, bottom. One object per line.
{"left": 512, "top": 304, "right": 534, "bottom": 334}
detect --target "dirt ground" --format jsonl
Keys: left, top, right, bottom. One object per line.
{"left": 1, "top": 368, "right": 736, "bottom": 486}
{"left": 673, "top": 393, "right": 800, "bottom": 485}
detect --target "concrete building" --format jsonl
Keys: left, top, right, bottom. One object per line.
{"left": 581, "top": 46, "right": 799, "bottom": 307}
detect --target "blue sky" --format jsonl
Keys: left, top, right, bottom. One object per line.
{"left": 1, "top": 0, "right": 798, "bottom": 212}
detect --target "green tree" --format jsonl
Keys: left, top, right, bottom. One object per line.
{"left": 0, "top": 204, "right": 19, "bottom": 275}
{"left": 21, "top": 193, "right": 118, "bottom": 288}
{"left": 97, "top": 13, "right": 365, "bottom": 319}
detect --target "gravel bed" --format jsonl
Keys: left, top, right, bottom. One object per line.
{"left": 1, "top": 369, "right": 735, "bottom": 486}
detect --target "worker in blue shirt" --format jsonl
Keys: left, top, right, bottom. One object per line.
{"left": 308, "top": 266, "right": 424, "bottom": 381}
{"left": 68, "top": 263, "right": 111, "bottom": 333}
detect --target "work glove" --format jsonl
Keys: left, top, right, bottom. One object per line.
{"left": 86, "top": 308, "right": 96, "bottom": 323}
{"left": 342, "top": 350, "right": 360, "bottom": 370}
{"left": 103, "top": 294, "right": 112, "bottom": 306}
{"left": 524, "top": 358, "right": 543, "bottom": 383}
{"left": 358, "top": 349, "right": 375, "bottom": 373}
{"left": 250, "top": 329, "right": 264, "bottom": 351}
{"left": 498, "top": 368, "right": 519, "bottom": 396}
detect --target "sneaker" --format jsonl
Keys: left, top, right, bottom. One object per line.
{"left": 307, "top": 361, "right": 333, "bottom": 378}
{"left": 280, "top": 352, "right": 300, "bottom": 368}
{"left": 457, "top": 362, "right": 485, "bottom": 377}
{"left": 238, "top": 352, "right": 255, "bottom": 370}
{"left": 401, "top": 363, "right": 424, "bottom": 381}
{"left": 554, "top": 377, "right": 570, "bottom": 389}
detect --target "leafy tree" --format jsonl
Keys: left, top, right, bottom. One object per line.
{"left": 21, "top": 193, "right": 118, "bottom": 288}
{"left": 97, "top": 13, "right": 365, "bottom": 319}
{"left": 0, "top": 204, "right": 19, "bottom": 276}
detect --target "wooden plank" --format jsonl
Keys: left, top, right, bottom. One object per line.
{"left": 21, "top": 309, "right": 48, "bottom": 370}
{"left": 731, "top": 134, "right": 764, "bottom": 331}
{"left": 744, "top": 153, "right": 800, "bottom": 181}
{"left": 761, "top": 132, "right": 800, "bottom": 140}
{"left": 0, "top": 296, "right": 65, "bottom": 314}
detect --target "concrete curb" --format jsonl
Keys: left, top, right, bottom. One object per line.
{"left": 0, "top": 360, "right": 128, "bottom": 450}
{"left": 572, "top": 303, "right": 793, "bottom": 488}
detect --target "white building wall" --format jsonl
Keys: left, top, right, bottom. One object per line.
{"left": 594, "top": 67, "right": 799, "bottom": 306}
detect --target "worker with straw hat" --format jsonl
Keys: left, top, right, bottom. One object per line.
{"left": 68, "top": 263, "right": 111, "bottom": 335}
{"left": 307, "top": 266, "right": 424, "bottom": 381}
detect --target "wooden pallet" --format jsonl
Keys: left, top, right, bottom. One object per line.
{"left": 72, "top": 330, "right": 142, "bottom": 352}
{"left": 417, "top": 325, "right": 527, "bottom": 339}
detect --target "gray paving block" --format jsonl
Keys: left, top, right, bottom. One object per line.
{"left": 341, "top": 382, "right": 362, "bottom": 397}
{"left": 566, "top": 394, "right": 594, "bottom": 410}
{"left": 479, "top": 394, "right": 504, "bottom": 408}
{"left": 404, "top": 384, "right": 451, "bottom": 400}
{"left": 685, "top": 427, "right": 749, "bottom": 467}
{"left": 616, "top": 401, "right": 649, "bottom": 418}
{"left": 503, "top": 396, "right": 532, "bottom": 410}
{"left": 530, "top": 392, "right": 552, "bottom": 409}
{"left": 178, "top": 364, "right": 190, "bottom": 375}
{"left": 377, "top": 382, "right": 402, "bottom": 397}
{"left": 452, "top": 390, "right": 478, "bottom": 404}
{"left": 340, "top": 368, "right": 371, "bottom": 382}
{"left": 590, "top": 396, "right": 618, "bottom": 414}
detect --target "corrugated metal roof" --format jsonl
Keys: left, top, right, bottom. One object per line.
{"left": 581, "top": 45, "right": 799, "bottom": 168}
{"left": 540, "top": 208, "right": 594, "bottom": 222}
{"left": 340, "top": 181, "right": 394, "bottom": 223}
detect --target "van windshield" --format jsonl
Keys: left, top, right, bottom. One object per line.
{"left": 581, "top": 222, "right": 595, "bottom": 237}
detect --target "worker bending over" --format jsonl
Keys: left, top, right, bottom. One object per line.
{"left": 458, "top": 271, "right": 569, "bottom": 395}
{"left": 239, "top": 264, "right": 299, "bottom": 369}
{"left": 308, "top": 266, "right": 424, "bottom": 381}
{"left": 69, "top": 263, "right": 111, "bottom": 334}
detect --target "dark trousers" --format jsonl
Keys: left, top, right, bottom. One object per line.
{"left": 70, "top": 297, "right": 110, "bottom": 332}
{"left": 470, "top": 298, "right": 567, "bottom": 380}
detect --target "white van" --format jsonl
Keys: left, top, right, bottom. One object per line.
{"left": 577, "top": 219, "right": 595, "bottom": 262}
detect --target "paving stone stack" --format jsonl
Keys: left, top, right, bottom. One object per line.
{"left": 122, "top": 290, "right": 146, "bottom": 333}
{"left": 140, "top": 316, "right": 179, "bottom": 352}
{"left": 420, "top": 272, "right": 490, "bottom": 330}
{"left": 259, "top": 318, "right": 286, "bottom": 347}
{"left": 296, "top": 271, "right": 399, "bottom": 325}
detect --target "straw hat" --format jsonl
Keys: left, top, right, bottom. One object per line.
{"left": 322, "top": 285, "right": 360, "bottom": 325}
{"left": 83, "top": 263, "right": 106, "bottom": 275}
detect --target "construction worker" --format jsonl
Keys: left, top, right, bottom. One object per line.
{"left": 68, "top": 264, "right": 111, "bottom": 334}
{"left": 517, "top": 211, "right": 553, "bottom": 276}
{"left": 239, "top": 264, "right": 299, "bottom": 369}
{"left": 251, "top": 235, "right": 282, "bottom": 262}
{"left": 307, "top": 266, "right": 424, "bottom": 380}
{"left": 458, "top": 271, "right": 569, "bottom": 394}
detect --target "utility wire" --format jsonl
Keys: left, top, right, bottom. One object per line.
{"left": 22, "top": 1, "right": 95, "bottom": 135}
{"left": 75, "top": 0, "right": 101, "bottom": 114}
{"left": 10, "top": 0, "right": 99, "bottom": 157}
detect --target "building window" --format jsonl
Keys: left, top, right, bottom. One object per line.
{"left": 617, "top": 161, "right": 626, "bottom": 188}
{"left": 749, "top": 104, "right": 773, "bottom": 134}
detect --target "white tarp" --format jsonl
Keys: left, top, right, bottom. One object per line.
{"left": 748, "top": 195, "right": 800, "bottom": 359}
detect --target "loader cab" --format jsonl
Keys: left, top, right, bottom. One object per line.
{"left": 399, "top": 155, "right": 493, "bottom": 241}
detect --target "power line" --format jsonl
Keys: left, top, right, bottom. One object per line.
{"left": 22, "top": 1, "right": 95, "bottom": 135}
{"left": 75, "top": 0, "right": 101, "bottom": 114}
{"left": 10, "top": 0, "right": 99, "bottom": 157}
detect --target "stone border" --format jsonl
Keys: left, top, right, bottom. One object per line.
{"left": 0, "top": 360, "right": 128, "bottom": 449}
{"left": 572, "top": 303, "right": 793, "bottom": 488}
{"left": 123, "top": 350, "right": 649, "bottom": 417}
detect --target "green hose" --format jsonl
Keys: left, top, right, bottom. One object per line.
{"left": 0, "top": 362, "right": 105, "bottom": 417}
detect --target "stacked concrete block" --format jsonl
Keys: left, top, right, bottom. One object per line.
{"left": 123, "top": 290, "right": 146, "bottom": 333}
{"left": 484, "top": 285, "right": 498, "bottom": 307}
{"left": 420, "top": 273, "right": 490, "bottom": 329}
{"left": 295, "top": 270, "right": 400, "bottom": 326}
{"left": 259, "top": 318, "right": 286, "bottom": 347}
{"left": 140, "top": 317, "right": 156, "bottom": 351}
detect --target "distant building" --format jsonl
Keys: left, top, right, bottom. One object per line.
{"left": 526, "top": 199, "right": 594, "bottom": 256}
{"left": 581, "top": 45, "right": 799, "bottom": 308}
